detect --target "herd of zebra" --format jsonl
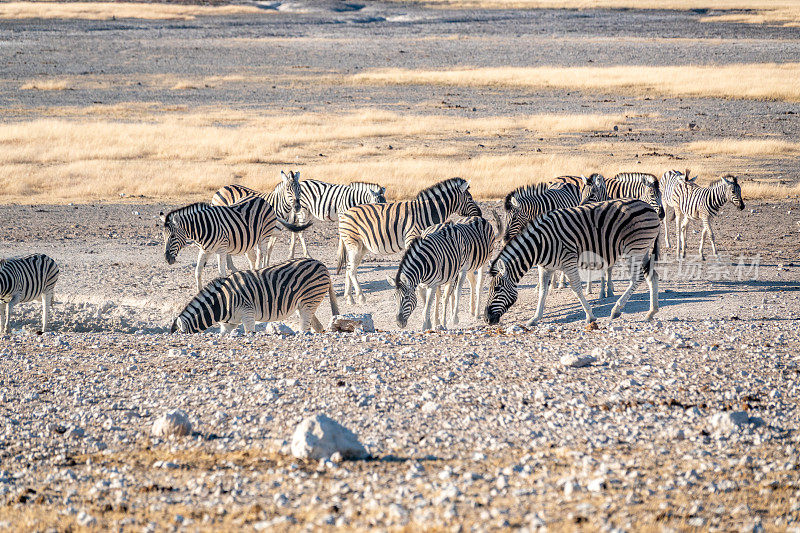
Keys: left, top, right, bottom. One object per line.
{"left": 0, "top": 168, "right": 745, "bottom": 335}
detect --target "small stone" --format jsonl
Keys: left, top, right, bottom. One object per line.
{"left": 264, "top": 322, "right": 295, "bottom": 335}
{"left": 328, "top": 314, "right": 375, "bottom": 333}
{"left": 560, "top": 353, "right": 596, "bottom": 368}
{"left": 151, "top": 410, "right": 192, "bottom": 438}
{"left": 76, "top": 511, "right": 96, "bottom": 527}
{"left": 290, "top": 414, "right": 368, "bottom": 461}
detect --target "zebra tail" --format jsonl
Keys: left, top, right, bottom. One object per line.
{"left": 335, "top": 238, "right": 346, "bottom": 275}
{"left": 328, "top": 280, "right": 340, "bottom": 317}
{"left": 642, "top": 235, "right": 660, "bottom": 275}
{"left": 278, "top": 218, "right": 313, "bottom": 233}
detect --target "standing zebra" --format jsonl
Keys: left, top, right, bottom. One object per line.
{"left": 661, "top": 168, "right": 697, "bottom": 249}
{"left": 672, "top": 174, "right": 745, "bottom": 260}
{"left": 288, "top": 179, "right": 387, "bottom": 258}
{"left": 0, "top": 254, "right": 59, "bottom": 333}
{"left": 336, "top": 177, "right": 481, "bottom": 304}
{"left": 211, "top": 170, "right": 305, "bottom": 261}
{"left": 389, "top": 215, "right": 497, "bottom": 329}
{"left": 608, "top": 172, "right": 665, "bottom": 218}
{"left": 171, "top": 258, "right": 339, "bottom": 334}
{"left": 485, "top": 199, "right": 661, "bottom": 326}
{"left": 161, "top": 197, "right": 302, "bottom": 292}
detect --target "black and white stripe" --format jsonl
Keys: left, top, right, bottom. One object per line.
{"left": 0, "top": 254, "right": 59, "bottom": 333}
{"left": 486, "top": 199, "right": 661, "bottom": 326}
{"left": 661, "top": 168, "right": 697, "bottom": 249}
{"left": 609, "top": 172, "right": 665, "bottom": 218}
{"left": 672, "top": 174, "right": 745, "bottom": 260}
{"left": 171, "top": 258, "right": 339, "bottom": 334}
{"left": 336, "top": 177, "right": 482, "bottom": 304}
{"left": 161, "top": 197, "right": 279, "bottom": 292}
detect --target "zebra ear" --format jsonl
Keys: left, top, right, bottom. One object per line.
{"left": 281, "top": 171, "right": 289, "bottom": 183}
{"left": 510, "top": 196, "right": 520, "bottom": 209}
{"left": 292, "top": 170, "right": 300, "bottom": 181}
{"left": 385, "top": 274, "right": 397, "bottom": 288}
{"left": 457, "top": 178, "right": 470, "bottom": 192}
{"left": 159, "top": 212, "right": 166, "bottom": 223}
{"left": 580, "top": 174, "right": 589, "bottom": 185}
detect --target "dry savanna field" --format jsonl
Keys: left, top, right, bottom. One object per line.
{"left": 1, "top": 1, "right": 800, "bottom": 532}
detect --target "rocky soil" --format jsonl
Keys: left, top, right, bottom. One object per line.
{"left": 0, "top": 200, "right": 799, "bottom": 530}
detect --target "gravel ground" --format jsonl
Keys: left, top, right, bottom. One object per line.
{"left": 1, "top": 200, "right": 799, "bottom": 530}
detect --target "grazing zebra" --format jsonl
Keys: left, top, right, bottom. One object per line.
{"left": 161, "top": 197, "right": 304, "bottom": 292}
{"left": 389, "top": 215, "right": 497, "bottom": 329}
{"left": 672, "top": 174, "right": 745, "bottom": 260}
{"left": 287, "top": 179, "right": 387, "bottom": 258}
{"left": 609, "top": 172, "right": 665, "bottom": 218}
{"left": 661, "top": 168, "right": 697, "bottom": 248}
{"left": 211, "top": 170, "right": 305, "bottom": 261}
{"left": 171, "top": 258, "right": 339, "bottom": 334}
{"left": 336, "top": 177, "right": 481, "bottom": 304}
{"left": 0, "top": 254, "right": 59, "bottom": 334}
{"left": 502, "top": 174, "right": 608, "bottom": 244}
{"left": 485, "top": 199, "right": 661, "bottom": 326}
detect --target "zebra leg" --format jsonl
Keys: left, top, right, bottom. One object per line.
{"left": 288, "top": 231, "right": 297, "bottom": 259}
{"left": 41, "top": 291, "right": 53, "bottom": 333}
{"left": 220, "top": 322, "right": 237, "bottom": 335}
{"left": 679, "top": 215, "right": 690, "bottom": 259}
{"left": 345, "top": 245, "right": 366, "bottom": 304}
{"left": 225, "top": 254, "right": 236, "bottom": 273}
{"left": 527, "top": 268, "right": 552, "bottom": 327}
{"left": 195, "top": 250, "right": 211, "bottom": 292}
{"left": 564, "top": 268, "right": 597, "bottom": 324}
{"left": 299, "top": 231, "right": 310, "bottom": 258}
{"left": 432, "top": 286, "right": 442, "bottom": 328}
{"left": 450, "top": 271, "right": 466, "bottom": 326}
{"left": 663, "top": 205, "right": 672, "bottom": 248}
{"left": 241, "top": 311, "right": 256, "bottom": 335}
{"left": 245, "top": 249, "right": 258, "bottom": 270}
{"left": 0, "top": 301, "right": 7, "bottom": 334}
{"left": 474, "top": 268, "right": 484, "bottom": 319}
{"left": 265, "top": 236, "right": 278, "bottom": 267}
{"left": 707, "top": 220, "right": 719, "bottom": 258}
{"left": 421, "top": 286, "right": 437, "bottom": 331}
{"left": 350, "top": 247, "right": 368, "bottom": 304}
{"left": 466, "top": 270, "right": 477, "bottom": 317}
{"left": 610, "top": 260, "right": 645, "bottom": 320}
{"left": 307, "top": 310, "right": 325, "bottom": 333}
{"left": 645, "top": 264, "right": 660, "bottom": 321}
{"left": 605, "top": 267, "right": 615, "bottom": 298}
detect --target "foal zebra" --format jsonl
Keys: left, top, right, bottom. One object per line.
{"left": 162, "top": 197, "right": 297, "bottom": 292}
{"left": 288, "top": 179, "right": 387, "bottom": 258}
{"left": 485, "top": 199, "right": 661, "bottom": 326}
{"left": 171, "top": 258, "right": 339, "bottom": 334}
{"left": 672, "top": 174, "right": 745, "bottom": 260}
{"left": 0, "top": 254, "right": 59, "bottom": 333}
{"left": 390, "top": 216, "right": 497, "bottom": 329}
{"left": 211, "top": 170, "right": 306, "bottom": 261}
{"left": 336, "top": 177, "right": 481, "bottom": 304}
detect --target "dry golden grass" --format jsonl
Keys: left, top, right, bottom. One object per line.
{"left": 0, "top": 106, "right": 796, "bottom": 203}
{"left": 351, "top": 63, "right": 800, "bottom": 102}
{"left": 19, "top": 79, "right": 71, "bottom": 91}
{"left": 0, "top": 2, "right": 263, "bottom": 20}
{"left": 686, "top": 139, "right": 800, "bottom": 157}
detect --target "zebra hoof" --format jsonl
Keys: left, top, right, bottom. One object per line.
{"left": 357, "top": 294, "right": 366, "bottom": 304}
{"left": 645, "top": 309, "right": 659, "bottom": 321}
{"left": 345, "top": 296, "right": 355, "bottom": 305}
{"left": 525, "top": 317, "right": 538, "bottom": 327}
{"left": 610, "top": 308, "right": 622, "bottom": 320}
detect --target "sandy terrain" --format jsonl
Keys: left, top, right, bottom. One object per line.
{"left": 2, "top": 1, "right": 800, "bottom": 531}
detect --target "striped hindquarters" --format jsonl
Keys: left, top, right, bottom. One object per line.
{"left": 172, "top": 258, "right": 331, "bottom": 333}
{"left": 211, "top": 184, "right": 265, "bottom": 206}
{"left": 300, "top": 179, "right": 385, "bottom": 221}
{"left": 0, "top": 254, "right": 59, "bottom": 304}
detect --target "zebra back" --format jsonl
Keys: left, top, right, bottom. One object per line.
{"left": 172, "top": 258, "right": 332, "bottom": 333}
{"left": 300, "top": 179, "right": 386, "bottom": 221}
{"left": 211, "top": 184, "right": 265, "bottom": 207}
{"left": 0, "top": 254, "right": 59, "bottom": 304}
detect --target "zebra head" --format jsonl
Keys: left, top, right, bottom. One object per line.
{"left": 372, "top": 186, "right": 387, "bottom": 204}
{"left": 281, "top": 170, "right": 303, "bottom": 214}
{"left": 722, "top": 174, "right": 745, "bottom": 210}
{"left": 389, "top": 273, "right": 417, "bottom": 328}
{"left": 455, "top": 179, "right": 482, "bottom": 217}
{"left": 485, "top": 258, "right": 518, "bottom": 325}
{"left": 644, "top": 175, "right": 665, "bottom": 219}
{"left": 170, "top": 316, "right": 189, "bottom": 334}
{"left": 160, "top": 211, "right": 188, "bottom": 265}
{"left": 0, "top": 260, "right": 10, "bottom": 297}
{"left": 579, "top": 173, "right": 608, "bottom": 205}
{"left": 503, "top": 196, "right": 528, "bottom": 244}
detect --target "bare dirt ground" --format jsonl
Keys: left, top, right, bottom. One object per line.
{"left": 2, "top": 1, "right": 800, "bottom": 531}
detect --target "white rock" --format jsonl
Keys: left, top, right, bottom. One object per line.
{"left": 328, "top": 314, "right": 375, "bottom": 333}
{"left": 76, "top": 510, "right": 96, "bottom": 527}
{"left": 264, "top": 322, "right": 295, "bottom": 336}
{"left": 587, "top": 477, "right": 606, "bottom": 492}
{"left": 421, "top": 401, "right": 440, "bottom": 414}
{"left": 560, "top": 353, "right": 596, "bottom": 368}
{"left": 151, "top": 410, "right": 192, "bottom": 438}
{"left": 709, "top": 411, "right": 752, "bottom": 432}
{"left": 290, "top": 414, "right": 368, "bottom": 461}
{"left": 563, "top": 479, "right": 580, "bottom": 497}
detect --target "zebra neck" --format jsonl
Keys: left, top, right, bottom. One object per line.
{"left": 707, "top": 182, "right": 729, "bottom": 214}
{"left": 501, "top": 237, "right": 539, "bottom": 284}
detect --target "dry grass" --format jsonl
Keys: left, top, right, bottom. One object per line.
{"left": 0, "top": 2, "right": 263, "bottom": 20}
{"left": 351, "top": 63, "right": 800, "bottom": 102}
{"left": 686, "top": 139, "right": 800, "bottom": 157}
{"left": 0, "top": 108, "right": 630, "bottom": 202}
{"left": 19, "top": 79, "right": 72, "bottom": 91}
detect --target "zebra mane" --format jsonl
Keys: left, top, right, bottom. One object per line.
{"left": 164, "top": 202, "right": 212, "bottom": 225}
{"left": 415, "top": 177, "right": 467, "bottom": 202}
{"left": 504, "top": 183, "right": 549, "bottom": 210}
{"left": 613, "top": 172, "right": 656, "bottom": 184}
{"left": 349, "top": 181, "right": 383, "bottom": 191}
{"left": 395, "top": 237, "right": 425, "bottom": 287}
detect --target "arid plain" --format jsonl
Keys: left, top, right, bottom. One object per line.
{"left": 1, "top": 1, "right": 800, "bottom": 531}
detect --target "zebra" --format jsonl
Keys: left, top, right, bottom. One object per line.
{"left": 609, "top": 172, "right": 665, "bottom": 218}
{"left": 161, "top": 197, "right": 306, "bottom": 292}
{"left": 388, "top": 215, "right": 497, "bottom": 329}
{"left": 672, "top": 174, "right": 745, "bottom": 260}
{"left": 661, "top": 168, "right": 698, "bottom": 249}
{"left": 485, "top": 199, "right": 661, "bottom": 327}
{"left": 287, "top": 179, "right": 387, "bottom": 258}
{"left": 171, "top": 258, "right": 339, "bottom": 334}
{"left": 211, "top": 170, "right": 306, "bottom": 262}
{"left": 0, "top": 254, "right": 59, "bottom": 334}
{"left": 336, "top": 177, "right": 482, "bottom": 304}
{"left": 502, "top": 174, "right": 608, "bottom": 244}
